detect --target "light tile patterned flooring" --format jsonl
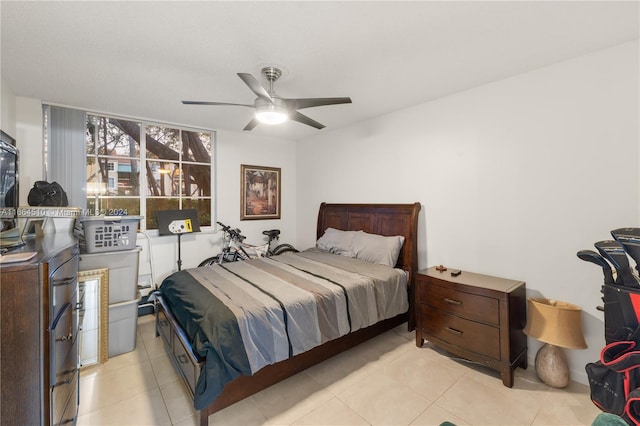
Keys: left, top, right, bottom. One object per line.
{"left": 77, "top": 315, "right": 602, "bottom": 425}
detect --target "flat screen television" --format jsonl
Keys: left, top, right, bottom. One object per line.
{"left": 0, "top": 131, "right": 21, "bottom": 249}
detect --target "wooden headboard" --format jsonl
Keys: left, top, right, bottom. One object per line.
{"left": 316, "top": 202, "right": 421, "bottom": 278}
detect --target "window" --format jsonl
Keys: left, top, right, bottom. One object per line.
{"left": 46, "top": 105, "right": 214, "bottom": 231}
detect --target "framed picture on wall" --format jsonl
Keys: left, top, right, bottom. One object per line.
{"left": 240, "top": 164, "right": 281, "bottom": 220}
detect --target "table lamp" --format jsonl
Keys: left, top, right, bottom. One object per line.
{"left": 523, "top": 297, "right": 588, "bottom": 388}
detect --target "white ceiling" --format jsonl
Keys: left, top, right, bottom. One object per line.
{"left": 1, "top": 1, "right": 638, "bottom": 141}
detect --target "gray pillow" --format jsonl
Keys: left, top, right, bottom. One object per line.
{"left": 316, "top": 228, "right": 357, "bottom": 257}
{"left": 352, "top": 231, "right": 405, "bottom": 267}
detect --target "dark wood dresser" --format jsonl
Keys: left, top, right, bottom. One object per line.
{"left": 415, "top": 266, "right": 527, "bottom": 387}
{"left": 0, "top": 235, "right": 79, "bottom": 425}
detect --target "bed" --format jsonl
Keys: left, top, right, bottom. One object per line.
{"left": 155, "top": 202, "right": 421, "bottom": 426}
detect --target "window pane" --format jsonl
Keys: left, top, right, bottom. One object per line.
{"left": 87, "top": 157, "right": 140, "bottom": 196}
{"left": 145, "top": 126, "right": 180, "bottom": 161}
{"left": 145, "top": 198, "right": 180, "bottom": 229}
{"left": 182, "top": 131, "right": 212, "bottom": 163}
{"left": 182, "top": 163, "right": 211, "bottom": 196}
{"left": 100, "top": 158, "right": 140, "bottom": 196}
{"left": 87, "top": 115, "right": 141, "bottom": 158}
{"left": 183, "top": 198, "right": 212, "bottom": 227}
{"left": 147, "top": 161, "right": 179, "bottom": 196}
{"left": 86, "top": 157, "right": 107, "bottom": 196}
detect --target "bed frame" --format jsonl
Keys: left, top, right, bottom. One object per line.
{"left": 156, "top": 202, "right": 421, "bottom": 426}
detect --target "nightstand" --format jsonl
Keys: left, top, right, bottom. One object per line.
{"left": 415, "top": 267, "right": 527, "bottom": 387}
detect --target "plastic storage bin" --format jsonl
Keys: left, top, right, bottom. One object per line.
{"left": 108, "top": 292, "right": 142, "bottom": 357}
{"left": 80, "top": 216, "right": 142, "bottom": 253}
{"left": 79, "top": 247, "right": 141, "bottom": 304}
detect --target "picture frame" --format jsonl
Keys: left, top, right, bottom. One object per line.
{"left": 78, "top": 268, "right": 109, "bottom": 367}
{"left": 240, "top": 164, "right": 281, "bottom": 220}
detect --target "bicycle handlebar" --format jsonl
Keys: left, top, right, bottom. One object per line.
{"left": 217, "top": 221, "right": 246, "bottom": 242}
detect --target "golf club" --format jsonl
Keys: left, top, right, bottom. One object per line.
{"left": 577, "top": 249, "right": 616, "bottom": 284}
{"left": 595, "top": 240, "right": 640, "bottom": 288}
{"left": 612, "top": 228, "right": 640, "bottom": 274}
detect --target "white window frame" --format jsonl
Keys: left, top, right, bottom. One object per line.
{"left": 44, "top": 104, "right": 216, "bottom": 233}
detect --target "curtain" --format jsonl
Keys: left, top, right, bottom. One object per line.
{"left": 47, "top": 106, "right": 86, "bottom": 208}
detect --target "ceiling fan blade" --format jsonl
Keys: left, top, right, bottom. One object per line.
{"left": 237, "top": 73, "right": 273, "bottom": 102}
{"left": 243, "top": 118, "right": 259, "bottom": 131}
{"left": 182, "top": 100, "right": 254, "bottom": 108}
{"left": 284, "top": 97, "right": 352, "bottom": 110}
{"left": 291, "top": 112, "right": 325, "bottom": 129}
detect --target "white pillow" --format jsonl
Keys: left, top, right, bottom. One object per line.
{"left": 316, "top": 228, "right": 357, "bottom": 257}
{"left": 352, "top": 231, "right": 405, "bottom": 267}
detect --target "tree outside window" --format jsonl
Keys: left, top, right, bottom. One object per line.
{"left": 85, "top": 114, "right": 213, "bottom": 230}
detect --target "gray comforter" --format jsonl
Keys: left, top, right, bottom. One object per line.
{"left": 159, "top": 248, "right": 408, "bottom": 409}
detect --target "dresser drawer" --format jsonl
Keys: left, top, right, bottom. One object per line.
{"left": 56, "top": 375, "right": 78, "bottom": 426}
{"left": 50, "top": 255, "right": 79, "bottom": 324}
{"left": 172, "top": 330, "right": 199, "bottom": 394}
{"left": 156, "top": 310, "right": 172, "bottom": 348}
{"left": 418, "top": 281, "right": 499, "bottom": 325}
{"left": 51, "top": 299, "right": 78, "bottom": 385}
{"left": 51, "top": 369, "right": 77, "bottom": 426}
{"left": 419, "top": 305, "right": 501, "bottom": 360}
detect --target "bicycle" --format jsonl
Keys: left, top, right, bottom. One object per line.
{"left": 198, "top": 221, "right": 298, "bottom": 266}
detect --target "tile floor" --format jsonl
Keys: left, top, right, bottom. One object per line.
{"left": 77, "top": 315, "right": 602, "bottom": 425}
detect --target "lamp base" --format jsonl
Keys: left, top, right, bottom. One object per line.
{"left": 535, "top": 343, "right": 570, "bottom": 388}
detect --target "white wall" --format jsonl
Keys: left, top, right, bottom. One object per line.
{"left": 1, "top": 76, "right": 17, "bottom": 138}
{"left": 296, "top": 40, "right": 640, "bottom": 384}
{"left": 15, "top": 97, "right": 44, "bottom": 204}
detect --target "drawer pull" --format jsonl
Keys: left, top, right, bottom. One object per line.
{"left": 446, "top": 327, "right": 463, "bottom": 335}
{"left": 53, "top": 277, "right": 76, "bottom": 287}
{"left": 159, "top": 320, "right": 168, "bottom": 327}
{"left": 178, "top": 354, "right": 188, "bottom": 364}
{"left": 444, "top": 298, "right": 462, "bottom": 305}
{"left": 57, "top": 333, "right": 73, "bottom": 342}
{"left": 51, "top": 303, "right": 72, "bottom": 329}
{"left": 54, "top": 368, "right": 77, "bottom": 386}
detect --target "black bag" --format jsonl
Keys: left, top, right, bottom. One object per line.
{"left": 602, "top": 284, "right": 640, "bottom": 344}
{"left": 587, "top": 340, "right": 640, "bottom": 416}
{"left": 587, "top": 360, "right": 628, "bottom": 415}
{"left": 624, "top": 388, "right": 640, "bottom": 425}
{"left": 27, "top": 181, "right": 69, "bottom": 207}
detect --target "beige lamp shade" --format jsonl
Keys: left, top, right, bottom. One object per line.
{"left": 523, "top": 297, "right": 588, "bottom": 349}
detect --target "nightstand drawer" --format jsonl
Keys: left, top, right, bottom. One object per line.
{"left": 418, "top": 281, "right": 499, "bottom": 325}
{"left": 419, "top": 306, "right": 501, "bottom": 360}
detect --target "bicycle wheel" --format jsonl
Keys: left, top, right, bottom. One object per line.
{"left": 271, "top": 243, "right": 299, "bottom": 255}
{"left": 198, "top": 254, "right": 221, "bottom": 267}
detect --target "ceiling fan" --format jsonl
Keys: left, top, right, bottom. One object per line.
{"left": 182, "top": 66, "right": 352, "bottom": 131}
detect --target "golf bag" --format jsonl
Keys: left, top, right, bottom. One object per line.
{"left": 578, "top": 228, "right": 640, "bottom": 421}
{"left": 586, "top": 338, "right": 640, "bottom": 417}
{"left": 601, "top": 284, "right": 640, "bottom": 344}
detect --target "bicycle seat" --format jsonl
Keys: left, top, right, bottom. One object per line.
{"left": 262, "top": 229, "right": 281, "bottom": 239}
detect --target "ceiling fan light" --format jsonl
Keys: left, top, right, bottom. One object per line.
{"left": 255, "top": 105, "right": 288, "bottom": 125}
